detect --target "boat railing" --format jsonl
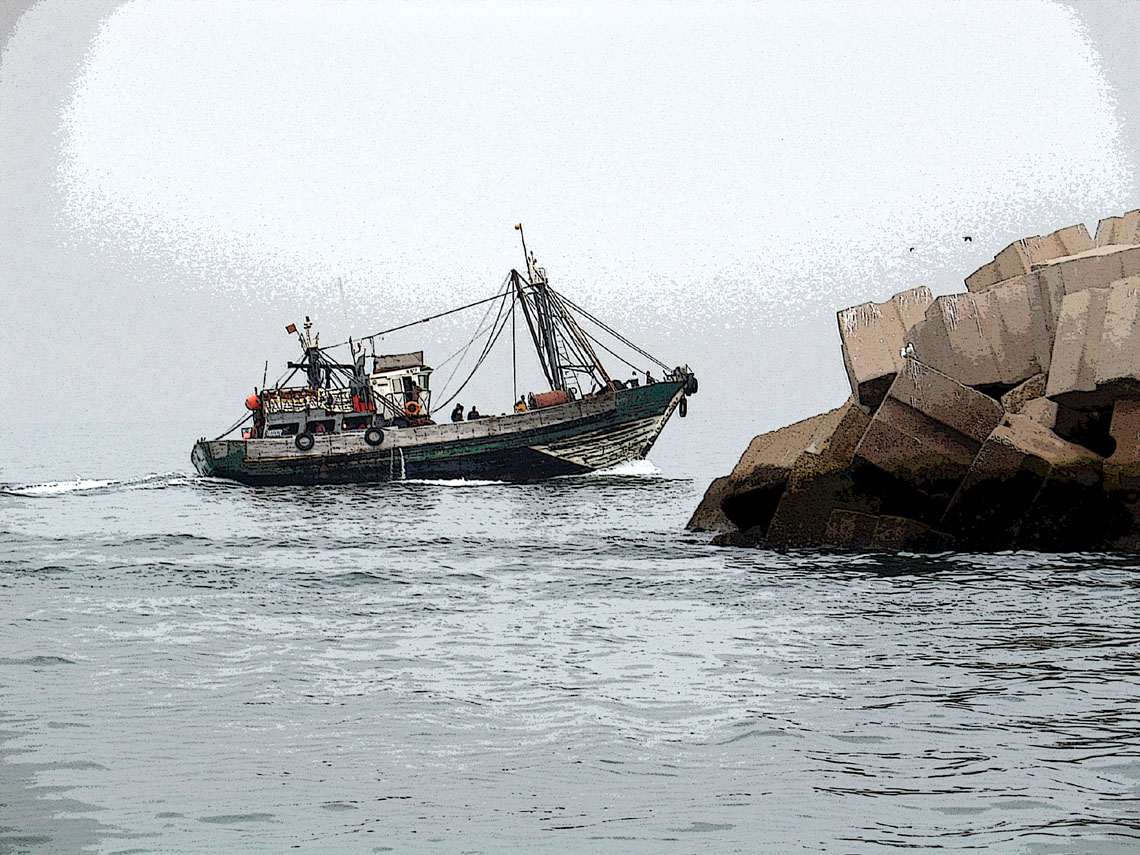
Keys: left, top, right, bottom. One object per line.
{"left": 261, "top": 386, "right": 365, "bottom": 415}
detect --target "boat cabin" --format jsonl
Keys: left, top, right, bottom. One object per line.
{"left": 368, "top": 351, "right": 433, "bottom": 423}
{"left": 250, "top": 349, "right": 434, "bottom": 439}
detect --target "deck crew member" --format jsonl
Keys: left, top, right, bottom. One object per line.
{"left": 451, "top": 403, "right": 464, "bottom": 423}
{"left": 467, "top": 405, "right": 483, "bottom": 420}
{"left": 514, "top": 397, "right": 527, "bottom": 413}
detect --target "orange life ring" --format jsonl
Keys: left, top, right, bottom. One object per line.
{"left": 405, "top": 400, "right": 421, "bottom": 416}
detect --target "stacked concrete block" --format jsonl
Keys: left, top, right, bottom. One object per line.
{"left": 965, "top": 223, "right": 1093, "bottom": 291}
{"left": 686, "top": 476, "right": 734, "bottom": 532}
{"left": 688, "top": 402, "right": 852, "bottom": 536}
{"left": 1094, "top": 209, "right": 1140, "bottom": 247}
{"left": 837, "top": 286, "right": 933, "bottom": 411}
{"left": 692, "top": 208, "right": 1140, "bottom": 552}
{"left": 1000, "top": 374, "right": 1047, "bottom": 413}
{"left": 1104, "top": 398, "right": 1140, "bottom": 492}
{"left": 906, "top": 280, "right": 1051, "bottom": 390}
{"left": 761, "top": 402, "right": 873, "bottom": 549}
{"left": 852, "top": 360, "right": 1004, "bottom": 523}
{"left": 941, "top": 415, "right": 1104, "bottom": 549}
{"left": 1046, "top": 278, "right": 1140, "bottom": 409}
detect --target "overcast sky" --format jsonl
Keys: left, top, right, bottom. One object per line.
{"left": 2, "top": 0, "right": 1138, "bottom": 431}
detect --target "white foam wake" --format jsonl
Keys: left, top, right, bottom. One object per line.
{"left": 2, "top": 472, "right": 188, "bottom": 497}
{"left": 402, "top": 478, "right": 505, "bottom": 487}
{"left": 4, "top": 478, "right": 118, "bottom": 496}
{"left": 591, "top": 459, "right": 663, "bottom": 477}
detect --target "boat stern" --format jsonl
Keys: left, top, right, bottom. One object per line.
{"left": 191, "top": 438, "right": 247, "bottom": 479}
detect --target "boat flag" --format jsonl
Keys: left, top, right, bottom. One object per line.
{"left": 285, "top": 323, "right": 297, "bottom": 334}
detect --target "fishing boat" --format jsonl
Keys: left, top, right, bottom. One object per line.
{"left": 191, "top": 226, "right": 697, "bottom": 485}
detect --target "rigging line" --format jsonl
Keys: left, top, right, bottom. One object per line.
{"left": 272, "top": 366, "right": 300, "bottom": 390}
{"left": 579, "top": 326, "right": 646, "bottom": 374}
{"left": 320, "top": 278, "right": 529, "bottom": 351}
{"left": 437, "top": 307, "right": 512, "bottom": 412}
{"left": 436, "top": 278, "right": 513, "bottom": 398}
{"left": 433, "top": 296, "right": 510, "bottom": 373}
{"left": 434, "top": 292, "right": 515, "bottom": 412}
{"left": 557, "top": 293, "right": 671, "bottom": 370}
{"left": 214, "top": 410, "right": 253, "bottom": 441}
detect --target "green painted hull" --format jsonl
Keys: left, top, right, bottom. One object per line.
{"left": 192, "top": 381, "right": 685, "bottom": 486}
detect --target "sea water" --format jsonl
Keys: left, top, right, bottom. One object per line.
{"left": 2, "top": 414, "right": 1139, "bottom": 854}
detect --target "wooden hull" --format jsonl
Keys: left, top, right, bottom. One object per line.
{"left": 191, "top": 381, "right": 684, "bottom": 486}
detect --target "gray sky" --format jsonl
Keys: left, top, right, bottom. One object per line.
{"left": 2, "top": 0, "right": 1137, "bottom": 429}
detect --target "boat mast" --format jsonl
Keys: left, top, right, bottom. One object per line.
{"left": 514, "top": 224, "right": 565, "bottom": 391}
{"left": 513, "top": 224, "right": 612, "bottom": 394}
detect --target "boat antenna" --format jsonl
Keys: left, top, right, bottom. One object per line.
{"left": 515, "top": 223, "right": 536, "bottom": 282}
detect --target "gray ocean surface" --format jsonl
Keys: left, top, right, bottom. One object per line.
{"left": 3, "top": 412, "right": 1140, "bottom": 854}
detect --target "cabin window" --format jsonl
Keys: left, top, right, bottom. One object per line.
{"left": 342, "top": 416, "right": 369, "bottom": 431}
{"left": 419, "top": 373, "right": 430, "bottom": 389}
{"left": 270, "top": 422, "right": 300, "bottom": 436}
{"left": 306, "top": 419, "right": 335, "bottom": 435}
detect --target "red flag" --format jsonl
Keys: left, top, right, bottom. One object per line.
{"left": 285, "top": 323, "right": 297, "bottom": 334}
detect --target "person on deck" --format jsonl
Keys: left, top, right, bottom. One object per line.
{"left": 467, "top": 405, "right": 483, "bottom": 420}
{"left": 514, "top": 397, "right": 527, "bottom": 413}
{"left": 451, "top": 403, "right": 464, "bottom": 423}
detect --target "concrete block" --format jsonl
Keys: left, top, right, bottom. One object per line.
{"left": 853, "top": 360, "right": 1004, "bottom": 523}
{"left": 837, "top": 286, "right": 934, "bottom": 410}
{"left": 1105, "top": 398, "right": 1140, "bottom": 492}
{"left": 686, "top": 476, "right": 735, "bottom": 532}
{"left": 965, "top": 223, "right": 1093, "bottom": 290}
{"left": 1094, "top": 209, "right": 1140, "bottom": 247}
{"left": 906, "top": 279, "right": 1050, "bottom": 391}
{"left": 871, "top": 515, "right": 953, "bottom": 551}
{"left": 1092, "top": 278, "right": 1140, "bottom": 400}
{"left": 1045, "top": 287, "right": 1111, "bottom": 408}
{"left": 942, "top": 415, "right": 1101, "bottom": 548}
{"left": 718, "top": 401, "right": 856, "bottom": 535}
{"left": 906, "top": 294, "right": 1000, "bottom": 388}
{"left": 762, "top": 403, "right": 875, "bottom": 549}
{"left": 1026, "top": 222, "right": 1094, "bottom": 260}
{"left": 1047, "top": 279, "right": 1140, "bottom": 409}
{"left": 1021, "top": 396, "right": 1058, "bottom": 429}
{"left": 1000, "top": 373, "right": 1047, "bottom": 413}
{"left": 823, "top": 509, "right": 879, "bottom": 548}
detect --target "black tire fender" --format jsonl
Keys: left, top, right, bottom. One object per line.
{"left": 364, "top": 427, "right": 384, "bottom": 447}
{"left": 685, "top": 374, "right": 699, "bottom": 396}
{"left": 294, "top": 432, "right": 315, "bottom": 451}
{"left": 678, "top": 396, "right": 688, "bottom": 418}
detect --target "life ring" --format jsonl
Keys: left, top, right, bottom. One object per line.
{"left": 295, "top": 432, "right": 315, "bottom": 451}
{"left": 405, "top": 401, "right": 421, "bottom": 417}
{"left": 678, "top": 396, "right": 688, "bottom": 418}
{"left": 364, "top": 427, "right": 384, "bottom": 447}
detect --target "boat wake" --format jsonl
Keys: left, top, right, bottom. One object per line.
{"left": 1, "top": 472, "right": 191, "bottom": 497}
{"left": 401, "top": 478, "right": 506, "bottom": 487}
{"left": 589, "top": 459, "right": 663, "bottom": 478}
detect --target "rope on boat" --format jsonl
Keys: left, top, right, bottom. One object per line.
{"left": 215, "top": 411, "right": 253, "bottom": 440}
{"left": 434, "top": 287, "right": 515, "bottom": 411}
{"left": 320, "top": 284, "right": 516, "bottom": 352}
{"left": 556, "top": 294, "right": 671, "bottom": 371}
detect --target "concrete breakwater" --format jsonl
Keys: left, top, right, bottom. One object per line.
{"left": 690, "top": 209, "right": 1140, "bottom": 551}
